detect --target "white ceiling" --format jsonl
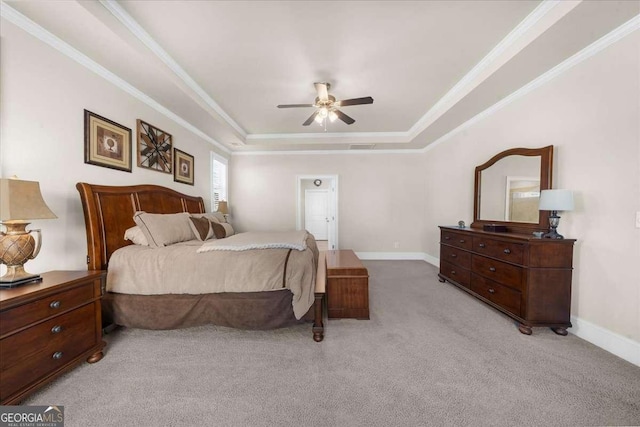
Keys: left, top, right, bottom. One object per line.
{"left": 3, "top": 0, "right": 639, "bottom": 152}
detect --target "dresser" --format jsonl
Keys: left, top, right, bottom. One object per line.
{"left": 0, "top": 271, "right": 106, "bottom": 404}
{"left": 326, "top": 250, "right": 370, "bottom": 319}
{"left": 438, "top": 226, "right": 575, "bottom": 335}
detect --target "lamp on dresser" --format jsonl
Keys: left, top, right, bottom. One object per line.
{"left": 216, "top": 200, "right": 229, "bottom": 221}
{"left": 539, "top": 189, "right": 574, "bottom": 239}
{"left": 0, "top": 177, "right": 57, "bottom": 286}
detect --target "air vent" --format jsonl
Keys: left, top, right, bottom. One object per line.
{"left": 349, "top": 144, "right": 376, "bottom": 150}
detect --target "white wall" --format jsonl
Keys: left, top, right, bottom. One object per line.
{"left": 230, "top": 153, "right": 425, "bottom": 253}
{"left": 0, "top": 20, "right": 228, "bottom": 274}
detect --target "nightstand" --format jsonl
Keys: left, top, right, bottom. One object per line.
{"left": 0, "top": 270, "right": 106, "bottom": 404}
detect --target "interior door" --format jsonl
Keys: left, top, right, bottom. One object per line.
{"left": 305, "top": 190, "right": 329, "bottom": 240}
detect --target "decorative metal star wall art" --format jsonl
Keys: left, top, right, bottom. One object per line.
{"left": 137, "top": 119, "right": 172, "bottom": 173}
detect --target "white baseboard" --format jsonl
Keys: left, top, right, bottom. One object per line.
{"left": 355, "top": 252, "right": 429, "bottom": 261}
{"left": 569, "top": 316, "right": 640, "bottom": 367}
{"left": 355, "top": 253, "right": 640, "bottom": 367}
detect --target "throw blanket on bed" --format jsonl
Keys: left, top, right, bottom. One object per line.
{"left": 106, "top": 233, "right": 318, "bottom": 319}
{"left": 198, "top": 230, "right": 308, "bottom": 253}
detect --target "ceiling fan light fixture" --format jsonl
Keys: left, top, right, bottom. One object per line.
{"left": 329, "top": 110, "right": 338, "bottom": 122}
{"left": 314, "top": 114, "right": 324, "bottom": 124}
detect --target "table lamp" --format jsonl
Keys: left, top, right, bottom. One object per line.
{"left": 216, "top": 200, "right": 229, "bottom": 220}
{"left": 0, "top": 178, "right": 57, "bottom": 286}
{"left": 538, "top": 189, "right": 574, "bottom": 239}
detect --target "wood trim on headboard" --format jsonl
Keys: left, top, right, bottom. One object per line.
{"left": 76, "top": 182, "right": 205, "bottom": 271}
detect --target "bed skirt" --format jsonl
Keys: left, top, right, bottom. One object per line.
{"left": 102, "top": 289, "right": 314, "bottom": 331}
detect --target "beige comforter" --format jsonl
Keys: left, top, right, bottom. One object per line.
{"left": 107, "top": 232, "right": 318, "bottom": 319}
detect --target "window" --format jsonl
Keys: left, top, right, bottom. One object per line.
{"left": 211, "top": 153, "right": 228, "bottom": 212}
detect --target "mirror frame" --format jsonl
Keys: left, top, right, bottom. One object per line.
{"left": 471, "top": 145, "right": 553, "bottom": 234}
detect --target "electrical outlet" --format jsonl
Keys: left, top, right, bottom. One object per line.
{"left": 394, "top": 242, "right": 400, "bottom": 249}
{"left": 636, "top": 212, "right": 640, "bottom": 228}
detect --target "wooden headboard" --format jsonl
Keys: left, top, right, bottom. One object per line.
{"left": 76, "top": 182, "right": 205, "bottom": 271}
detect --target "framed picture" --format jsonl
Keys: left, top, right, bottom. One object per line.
{"left": 84, "top": 110, "right": 132, "bottom": 172}
{"left": 137, "top": 119, "right": 172, "bottom": 174}
{"left": 174, "top": 148, "right": 194, "bottom": 185}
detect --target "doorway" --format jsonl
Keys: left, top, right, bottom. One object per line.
{"left": 296, "top": 175, "right": 338, "bottom": 250}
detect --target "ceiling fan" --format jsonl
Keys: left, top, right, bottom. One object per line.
{"left": 277, "top": 82, "right": 374, "bottom": 126}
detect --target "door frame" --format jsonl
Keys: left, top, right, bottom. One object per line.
{"left": 296, "top": 175, "right": 339, "bottom": 250}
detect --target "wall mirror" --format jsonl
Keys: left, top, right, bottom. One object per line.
{"left": 472, "top": 146, "right": 553, "bottom": 234}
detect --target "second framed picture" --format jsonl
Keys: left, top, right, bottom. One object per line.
{"left": 174, "top": 148, "right": 194, "bottom": 185}
{"left": 137, "top": 119, "right": 172, "bottom": 173}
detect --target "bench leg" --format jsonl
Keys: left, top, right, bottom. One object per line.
{"left": 312, "top": 293, "right": 324, "bottom": 342}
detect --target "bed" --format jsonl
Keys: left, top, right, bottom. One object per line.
{"left": 76, "top": 182, "right": 325, "bottom": 342}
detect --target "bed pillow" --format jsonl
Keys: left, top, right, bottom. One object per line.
{"left": 188, "top": 216, "right": 215, "bottom": 241}
{"left": 133, "top": 211, "right": 195, "bottom": 247}
{"left": 124, "top": 226, "right": 149, "bottom": 246}
{"left": 211, "top": 221, "right": 235, "bottom": 239}
{"left": 191, "top": 212, "right": 223, "bottom": 223}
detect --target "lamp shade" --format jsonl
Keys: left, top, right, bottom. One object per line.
{"left": 539, "top": 189, "right": 574, "bottom": 211}
{"left": 216, "top": 200, "right": 229, "bottom": 215}
{"left": 0, "top": 179, "right": 57, "bottom": 223}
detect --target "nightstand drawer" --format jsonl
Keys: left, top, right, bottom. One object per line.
{"left": 1, "top": 304, "right": 96, "bottom": 371}
{"left": 0, "top": 307, "right": 97, "bottom": 400}
{"left": 0, "top": 282, "right": 95, "bottom": 336}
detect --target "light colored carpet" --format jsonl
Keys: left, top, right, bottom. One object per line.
{"left": 25, "top": 261, "right": 640, "bottom": 426}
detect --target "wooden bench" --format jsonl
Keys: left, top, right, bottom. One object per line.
{"left": 325, "top": 250, "right": 370, "bottom": 319}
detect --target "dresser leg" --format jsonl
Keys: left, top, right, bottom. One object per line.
{"left": 87, "top": 351, "right": 104, "bottom": 363}
{"left": 551, "top": 327, "right": 568, "bottom": 336}
{"left": 518, "top": 324, "right": 533, "bottom": 335}
{"left": 438, "top": 276, "right": 446, "bottom": 283}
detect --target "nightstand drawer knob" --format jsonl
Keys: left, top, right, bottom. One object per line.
{"left": 49, "top": 300, "right": 61, "bottom": 309}
{"left": 51, "top": 325, "right": 63, "bottom": 334}
{"left": 52, "top": 351, "right": 64, "bottom": 360}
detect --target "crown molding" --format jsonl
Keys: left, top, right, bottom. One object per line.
{"left": 232, "top": 148, "right": 425, "bottom": 156}
{"left": 99, "top": 0, "right": 247, "bottom": 140}
{"left": 0, "top": 1, "right": 231, "bottom": 155}
{"left": 421, "top": 13, "right": 640, "bottom": 154}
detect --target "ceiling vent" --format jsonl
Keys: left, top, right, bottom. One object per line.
{"left": 349, "top": 144, "right": 376, "bottom": 150}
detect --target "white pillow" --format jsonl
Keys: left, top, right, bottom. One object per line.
{"left": 133, "top": 211, "right": 195, "bottom": 248}
{"left": 124, "top": 226, "right": 148, "bottom": 246}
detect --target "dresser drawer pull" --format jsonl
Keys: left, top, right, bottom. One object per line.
{"left": 488, "top": 288, "right": 496, "bottom": 294}
{"left": 459, "top": 239, "right": 465, "bottom": 243}
{"left": 503, "top": 248, "right": 511, "bottom": 254}
{"left": 450, "top": 254, "right": 457, "bottom": 258}
{"left": 49, "top": 300, "right": 61, "bottom": 309}
{"left": 451, "top": 270, "right": 456, "bottom": 275}
{"left": 444, "top": 236, "right": 450, "bottom": 240}
{"left": 478, "top": 243, "right": 486, "bottom": 248}
{"left": 51, "top": 325, "right": 63, "bottom": 334}
{"left": 489, "top": 267, "right": 496, "bottom": 272}
{"left": 52, "top": 351, "right": 64, "bottom": 360}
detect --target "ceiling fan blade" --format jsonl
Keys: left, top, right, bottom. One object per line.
{"left": 336, "top": 96, "right": 374, "bottom": 107}
{"left": 277, "top": 103, "right": 315, "bottom": 108}
{"left": 302, "top": 111, "right": 319, "bottom": 126}
{"left": 334, "top": 109, "right": 355, "bottom": 125}
{"left": 314, "top": 82, "right": 329, "bottom": 101}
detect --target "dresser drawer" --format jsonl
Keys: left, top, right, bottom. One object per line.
{"left": 0, "top": 282, "right": 95, "bottom": 336}
{"left": 441, "top": 230, "right": 472, "bottom": 250}
{"left": 471, "top": 274, "right": 521, "bottom": 317}
{"left": 1, "top": 304, "right": 96, "bottom": 371}
{"left": 471, "top": 255, "right": 523, "bottom": 291}
{"left": 472, "top": 236, "right": 524, "bottom": 264}
{"left": 440, "top": 260, "right": 471, "bottom": 288}
{"left": 0, "top": 306, "right": 97, "bottom": 400}
{"left": 440, "top": 245, "right": 471, "bottom": 269}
